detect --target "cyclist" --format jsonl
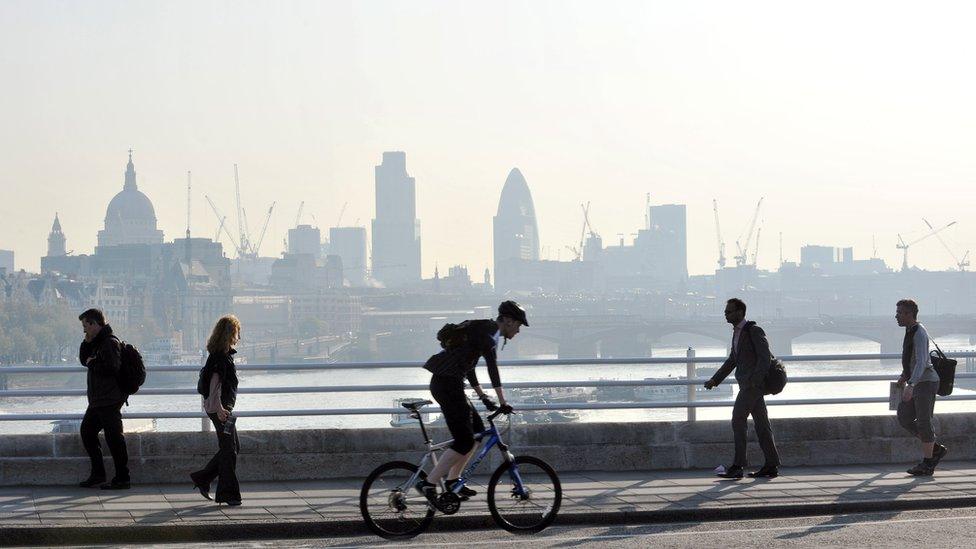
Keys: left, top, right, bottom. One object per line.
{"left": 415, "top": 300, "right": 528, "bottom": 504}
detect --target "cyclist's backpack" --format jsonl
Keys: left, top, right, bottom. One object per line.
{"left": 113, "top": 337, "right": 147, "bottom": 402}
{"left": 436, "top": 321, "right": 471, "bottom": 350}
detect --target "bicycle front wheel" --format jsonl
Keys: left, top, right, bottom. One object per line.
{"left": 487, "top": 455, "right": 562, "bottom": 533}
{"left": 360, "top": 460, "right": 434, "bottom": 539}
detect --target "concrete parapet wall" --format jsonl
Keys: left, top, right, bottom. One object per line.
{"left": 2, "top": 413, "right": 975, "bottom": 486}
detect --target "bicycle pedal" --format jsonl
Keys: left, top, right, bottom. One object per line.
{"left": 435, "top": 492, "right": 462, "bottom": 515}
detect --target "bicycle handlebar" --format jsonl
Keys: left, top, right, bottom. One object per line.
{"left": 486, "top": 408, "right": 513, "bottom": 422}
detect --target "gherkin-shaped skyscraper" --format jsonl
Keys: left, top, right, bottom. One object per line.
{"left": 493, "top": 168, "right": 540, "bottom": 292}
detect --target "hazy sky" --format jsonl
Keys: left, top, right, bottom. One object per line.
{"left": 3, "top": 1, "right": 976, "bottom": 276}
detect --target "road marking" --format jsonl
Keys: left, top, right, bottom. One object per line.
{"left": 339, "top": 510, "right": 976, "bottom": 547}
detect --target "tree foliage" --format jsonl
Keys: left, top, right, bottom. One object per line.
{"left": 0, "top": 299, "right": 78, "bottom": 364}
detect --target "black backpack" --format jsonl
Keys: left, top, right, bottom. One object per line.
{"left": 764, "top": 358, "right": 788, "bottom": 395}
{"left": 930, "top": 340, "right": 957, "bottom": 396}
{"left": 436, "top": 321, "right": 471, "bottom": 350}
{"left": 744, "top": 324, "right": 788, "bottom": 395}
{"left": 197, "top": 364, "right": 213, "bottom": 397}
{"left": 113, "top": 337, "right": 147, "bottom": 401}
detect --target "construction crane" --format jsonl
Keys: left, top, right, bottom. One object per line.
{"left": 712, "top": 199, "right": 726, "bottom": 269}
{"left": 566, "top": 202, "right": 591, "bottom": 262}
{"left": 185, "top": 171, "right": 192, "bottom": 241}
{"left": 897, "top": 220, "right": 956, "bottom": 271}
{"left": 205, "top": 195, "right": 241, "bottom": 254}
{"left": 213, "top": 216, "right": 227, "bottom": 241}
{"left": 233, "top": 164, "right": 249, "bottom": 256}
{"left": 294, "top": 201, "right": 305, "bottom": 227}
{"left": 253, "top": 202, "right": 277, "bottom": 257}
{"left": 751, "top": 224, "right": 763, "bottom": 266}
{"left": 734, "top": 197, "right": 764, "bottom": 267}
{"left": 336, "top": 202, "right": 348, "bottom": 227}
{"left": 582, "top": 202, "right": 599, "bottom": 239}
{"left": 923, "top": 218, "right": 970, "bottom": 271}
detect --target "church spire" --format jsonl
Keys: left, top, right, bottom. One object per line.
{"left": 124, "top": 148, "right": 137, "bottom": 190}
{"left": 47, "top": 213, "right": 66, "bottom": 257}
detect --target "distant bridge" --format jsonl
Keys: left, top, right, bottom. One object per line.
{"left": 512, "top": 314, "right": 976, "bottom": 358}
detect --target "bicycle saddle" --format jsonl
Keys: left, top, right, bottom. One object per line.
{"left": 401, "top": 399, "right": 433, "bottom": 411}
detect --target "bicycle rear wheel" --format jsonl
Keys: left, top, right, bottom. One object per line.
{"left": 487, "top": 455, "right": 561, "bottom": 533}
{"left": 360, "top": 460, "right": 434, "bottom": 539}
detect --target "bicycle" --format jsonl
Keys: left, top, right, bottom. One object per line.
{"left": 359, "top": 399, "right": 562, "bottom": 539}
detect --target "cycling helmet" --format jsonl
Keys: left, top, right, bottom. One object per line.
{"left": 498, "top": 300, "right": 529, "bottom": 326}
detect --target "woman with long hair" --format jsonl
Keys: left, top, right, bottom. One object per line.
{"left": 190, "top": 315, "right": 243, "bottom": 505}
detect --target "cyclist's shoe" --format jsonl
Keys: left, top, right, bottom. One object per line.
{"left": 446, "top": 479, "right": 477, "bottom": 500}
{"left": 414, "top": 479, "right": 439, "bottom": 506}
{"left": 499, "top": 404, "right": 514, "bottom": 415}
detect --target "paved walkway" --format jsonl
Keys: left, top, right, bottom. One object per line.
{"left": 3, "top": 461, "right": 976, "bottom": 544}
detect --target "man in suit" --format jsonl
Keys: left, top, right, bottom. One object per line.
{"left": 704, "top": 298, "right": 780, "bottom": 479}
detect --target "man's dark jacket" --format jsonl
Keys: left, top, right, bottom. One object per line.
{"left": 423, "top": 319, "right": 502, "bottom": 388}
{"left": 709, "top": 321, "right": 772, "bottom": 389}
{"left": 201, "top": 349, "right": 239, "bottom": 411}
{"left": 78, "top": 325, "right": 123, "bottom": 407}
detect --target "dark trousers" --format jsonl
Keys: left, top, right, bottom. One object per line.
{"left": 80, "top": 403, "right": 129, "bottom": 481}
{"left": 191, "top": 413, "right": 241, "bottom": 502}
{"left": 897, "top": 380, "right": 938, "bottom": 443}
{"left": 731, "top": 386, "right": 780, "bottom": 467}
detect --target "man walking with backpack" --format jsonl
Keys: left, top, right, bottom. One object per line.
{"left": 895, "top": 299, "right": 947, "bottom": 476}
{"left": 704, "top": 298, "right": 781, "bottom": 479}
{"left": 78, "top": 308, "right": 130, "bottom": 490}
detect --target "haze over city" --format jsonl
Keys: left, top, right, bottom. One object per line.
{"left": 3, "top": 0, "right": 976, "bottom": 275}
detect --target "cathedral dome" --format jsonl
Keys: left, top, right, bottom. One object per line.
{"left": 105, "top": 187, "right": 157, "bottom": 225}
{"left": 97, "top": 151, "right": 164, "bottom": 247}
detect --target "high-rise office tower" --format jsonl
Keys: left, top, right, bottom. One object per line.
{"left": 288, "top": 225, "right": 322, "bottom": 258}
{"left": 370, "top": 152, "right": 421, "bottom": 287}
{"left": 0, "top": 250, "right": 13, "bottom": 274}
{"left": 647, "top": 204, "right": 688, "bottom": 283}
{"left": 493, "top": 168, "right": 540, "bottom": 292}
{"left": 330, "top": 227, "right": 367, "bottom": 286}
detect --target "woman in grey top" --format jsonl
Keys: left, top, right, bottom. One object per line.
{"left": 895, "top": 299, "right": 946, "bottom": 476}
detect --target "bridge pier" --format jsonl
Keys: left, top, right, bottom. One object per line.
{"left": 599, "top": 334, "right": 650, "bottom": 358}
{"left": 557, "top": 338, "right": 598, "bottom": 359}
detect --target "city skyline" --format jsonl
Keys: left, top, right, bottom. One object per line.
{"left": 3, "top": 1, "right": 976, "bottom": 276}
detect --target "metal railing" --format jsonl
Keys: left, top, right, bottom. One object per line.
{"left": 2, "top": 351, "right": 976, "bottom": 423}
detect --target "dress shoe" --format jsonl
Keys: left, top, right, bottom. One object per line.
{"left": 78, "top": 476, "right": 106, "bottom": 488}
{"left": 717, "top": 465, "right": 744, "bottom": 479}
{"left": 100, "top": 479, "right": 131, "bottom": 490}
{"left": 217, "top": 499, "right": 242, "bottom": 506}
{"left": 907, "top": 460, "right": 935, "bottom": 477}
{"left": 748, "top": 466, "right": 779, "bottom": 479}
{"left": 190, "top": 474, "right": 212, "bottom": 500}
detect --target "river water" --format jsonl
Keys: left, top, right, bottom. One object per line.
{"left": 2, "top": 335, "right": 975, "bottom": 434}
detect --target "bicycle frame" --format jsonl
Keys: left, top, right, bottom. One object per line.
{"left": 401, "top": 408, "right": 528, "bottom": 498}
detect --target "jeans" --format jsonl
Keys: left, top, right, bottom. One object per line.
{"left": 80, "top": 403, "right": 129, "bottom": 482}
{"left": 191, "top": 413, "right": 241, "bottom": 502}
{"left": 731, "top": 385, "right": 781, "bottom": 467}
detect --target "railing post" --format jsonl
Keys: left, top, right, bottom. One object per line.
{"left": 686, "top": 346, "right": 696, "bottom": 422}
